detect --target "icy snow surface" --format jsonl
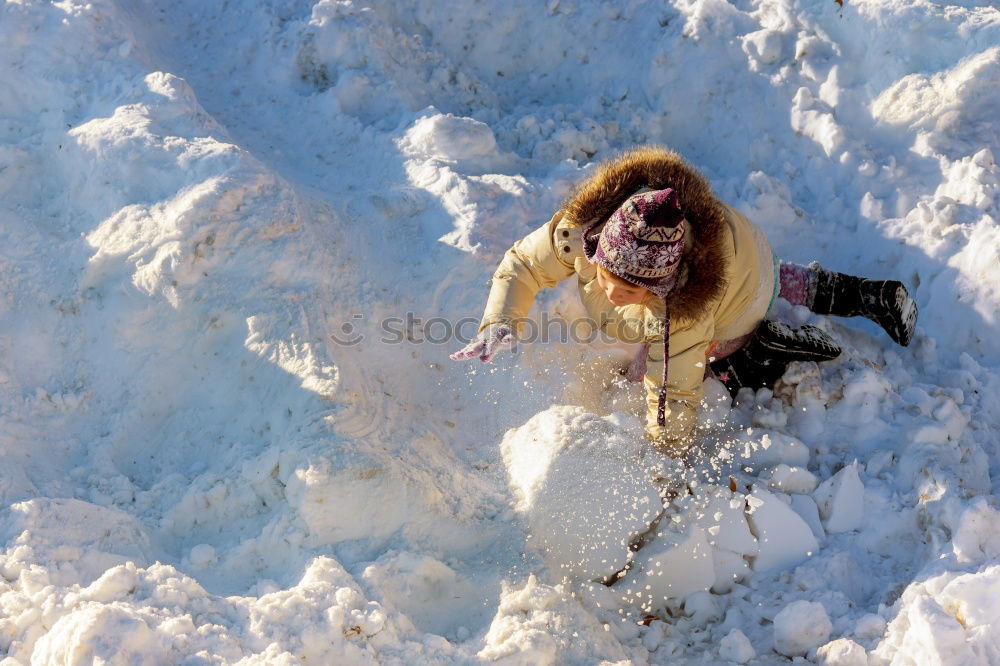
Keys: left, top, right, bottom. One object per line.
{"left": 1, "top": 0, "right": 999, "bottom": 664}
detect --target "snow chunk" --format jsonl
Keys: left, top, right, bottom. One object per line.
{"left": 501, "top": 406, "right": 661, "bottom": 581}
{"left": 789, "top": 494, "right": 826, "bottom": 542}
{"left": 937, "top": 565, "right": 1000, "bottom": 629}
{"left": 813, "top": 461, "right": 864, "bottom": 534}
{"left": 766, "top": 464, "right": 818, "bottom": 494}
{"left": 743, "top": 29, "right": 784, "bottom": 67}
{"left": 719, "top": 628, "right": 756, "bottom": 663}
{"left": 871, "top": 569, "right": 988, "bottom": 666}
{"left": 816, "top": 638, "right": 867, "bottom": 666}
{"left": 700, "top": 377, "right": 733, "bottom": 425}
{"left": 739, "top": 430, "right": 810, "bottom": 468}
{"left": 406, "top": 113, "right": 498, "bottom": 162}
{"left": 711, "top": 549, "right": 752, "bottom": 594}
{"left": 773, "top": 600, "right": 832, "bottom": 657}
{"left": 746, "top": 487, "right": 818, "bottom": 572}
{"left": 618, "top": 527, "right": 715, "bottom": 607}
{"left": 188, "top": 544, "right": 217, "bottom": 568}
{"left": 78, "top": 563, "right": 141, "bottom": 604}
{"left": 950, "top": 497, "right": 1000, "bottom": 563}
{"left": 872, "top": 48, "right": 1000, "bottom": 160}
{"left": 692, "top": 487, "right": 758, "bottom": 556}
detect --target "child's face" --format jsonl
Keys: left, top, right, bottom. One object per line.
{"left": 595, "top": 265, "right": 654, "bottom": 306}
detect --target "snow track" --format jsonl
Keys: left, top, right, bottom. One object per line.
{"left": 1, "top": 0, "right": 999, "bottom": 663}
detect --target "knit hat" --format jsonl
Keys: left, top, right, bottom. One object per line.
{"left": 582, "top": 187, "right": 687, "bottom": 432}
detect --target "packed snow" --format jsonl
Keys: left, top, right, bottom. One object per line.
{"left": 1, "top": 0, "right": 999, "bottom": 664}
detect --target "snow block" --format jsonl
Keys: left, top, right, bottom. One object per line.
{"left": 501, "top": 406, "right": 661, "bottom": 581}
{"left": 661, "top": 486, "right": 758, "bottom": 594}
{"left": 479, "top": 575, "right": 631, "bottom": 664}
{"left": 617, "top": 527, "right": 715, "bottom": 606}
{"left": 766, "top": 464, "right": 818, "bottom": 494}
{"left": 813, "top": 461, "right": 865, "bottom": 534}
{"left": 773, "top": 600, "right": 832, "bottom": 657}
{"left": 789, "top": 493, "right": 825, "bottom": 541}
{"left": 737, "top": 429, "right": 811, "bottom": 468}
{"left": 691, "top": 487, "right": 758, "bottom": 556}
{"left": 711, "top": 549, "right": 752, "bottom": 594}
{"left": 406, "top": 113, "right": 498, "bottom": 161}
{"left": 745, "top": 487, "right": 819, "bottom": 572}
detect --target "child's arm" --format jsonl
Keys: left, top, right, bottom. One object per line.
{"left": 479, "top": 211, "right": 577, "bottom": 335}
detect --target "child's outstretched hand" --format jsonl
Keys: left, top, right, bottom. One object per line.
{"left": 450, "top": 323, "right": 516, "bottom": 362}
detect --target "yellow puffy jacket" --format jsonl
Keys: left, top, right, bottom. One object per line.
{"left": 478, "top": 147, "right": 776, "bottom": 453}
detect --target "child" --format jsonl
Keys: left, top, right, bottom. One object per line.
{"left": 451, "top": 146, "right": 917, "bottom": 458}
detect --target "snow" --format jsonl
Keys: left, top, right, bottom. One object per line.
{"left": 746, "top": 486, "right": 819, "bottom": 572}
{"left": 719, "top": 629, "right": 757, "bottom": 664}
{"left": 1, "top": 0, "right": 999, "bottom": 663}
{"left": 500, "top": 406, "right": 661, "bottom": 581}
{"left": 719, "top": 628, "right": 756, "bottom": 664}
{"left": 816, "top": 638, "right": 868, "bottom": 666}
{"left": 618, "top": 526, "right": 716, "bottom": 606}
{"left": 813, "top": 460, "right": 865, "bottom": 533}
{"left": 773, "top": 600, "right": 833, "bottom": 657}
{"left": 765, "top": 463, "right": 818, "bottom": 494}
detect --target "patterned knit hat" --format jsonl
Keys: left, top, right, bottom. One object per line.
{"left": 582, "top": 188, "right": 687, "bottom": 432}
{"left": 582, "top": 188, "right": 686, "bottom": 296}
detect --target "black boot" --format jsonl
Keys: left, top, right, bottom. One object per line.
{"left": 809, "top": 262, "right": 918, "bottom": 346}
{"left": 710, "top": 320, "right": 842, "bottom": 398}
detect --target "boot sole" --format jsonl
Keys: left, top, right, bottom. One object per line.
{"left": 756, "top": 321, "right": 842, "bottom": 361}
{"left": 866, "top": 282, "right": 918, "bottom": 346}
{"left": 894, "top": 285, "right": 918, "bottom": 346}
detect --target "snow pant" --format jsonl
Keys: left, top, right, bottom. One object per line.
{"left": 707, "top": 261, "right": 817, "bottom": 361}
{"left": 626, "top": 261, "right": 820, "bottom": 381}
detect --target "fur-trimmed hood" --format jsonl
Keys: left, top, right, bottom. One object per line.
{"left": 561, "top": 146, "right": 729, "bottom": 322}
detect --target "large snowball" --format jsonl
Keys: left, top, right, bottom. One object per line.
{"left": 501, "top": 406, "right": 662, "bottom": 581}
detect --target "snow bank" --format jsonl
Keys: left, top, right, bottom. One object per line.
{"left": 478, "top": 575, "right": 631, "bottom": 665}
{"left": 2, "top": 557, "right": 396, "bottom": 665}
{"left": 0, "top": 499, "right": 150, "bottom": 587}
{"left": 871, "top": 499, "right": 1000, "bottom": 665}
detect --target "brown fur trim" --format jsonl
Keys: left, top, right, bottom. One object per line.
{"left": 561, "top": 146, "right": 729, "bottom": 322}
